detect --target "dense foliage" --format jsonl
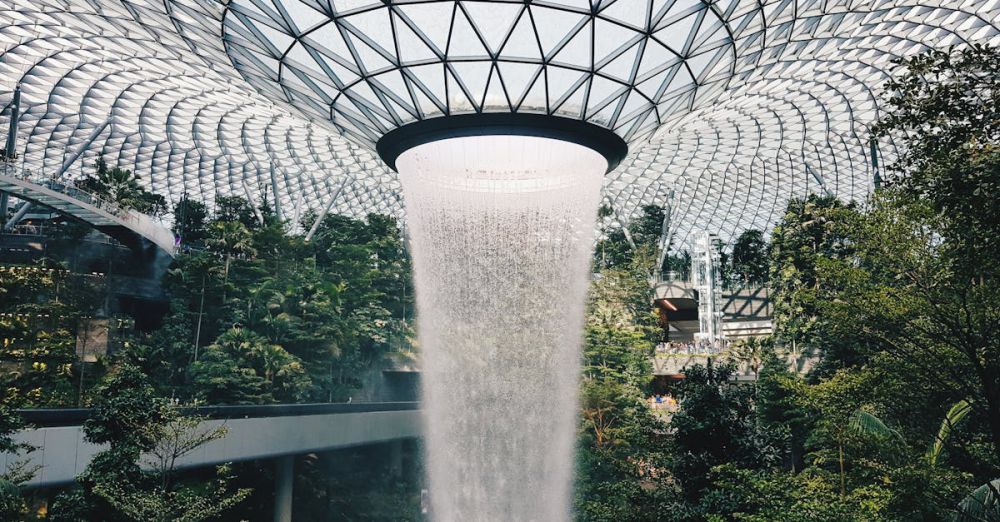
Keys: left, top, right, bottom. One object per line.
{"left": 576, "top": 251, "right": 672, "bottom": 521}
{"left": 0, "top": 183, "right": 413, "bottom": 518}
{"left": 131, "top": 197, "right": 413, "bottom": 404}
{"left": 694, "top": 44, "right": 1000, "bottom": 521}
{"left": 576, "top": 44, "right": 1000, "bottom": 521}
{"left": 77, "top": 159, "right": 167, "bottom": 217}
{"left": 49, "top": 365, "right": 249, "bottom": 522}
{"left": 0, "top": 265, "right": 102, "bottom": 407}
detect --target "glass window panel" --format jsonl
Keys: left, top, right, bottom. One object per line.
{"left": 448, "top": 8, "right": 489, "bottom": 57}
{"left": 599, "top": 40, "right": 641, "bottom": 81}
{"left": 342, "top": 9, "right": 396, "bottom": 58}
{"left": 304, "top": 23, "right": 355, "bottom": 63}
{"left": 497, "top": 61, "right": 542, "bottom": 104}
{"left": 397, "top": 2, "right": 455, "bottom": 53}
{"left": 276, "top": 0, "right": 325, "bottom": 33}
{"left": 531, "top": 6, "right": 587, "bottom": 57}
{"left": 499, "top": 11, "right": 542, "bottom": 60}
{"left": 482, "top": 66, "right": 511, "bottom": 110}
{"left": 545, "top": 65, "right": 586, "bottom": 103}
{"left": 517, "top": 70, "right": 548, "bottom": 111}
{"left": 394, "top": 13, "right": 440, "bottom": 63}
{"left": 553, "top": 77, "right": 586, "bottom": 117}
{"left": 347, "top": 31, "right": 393, "bottom": 73}
{"left": 549, "top": 18, "right": 591, "bottom": 65}
{"left": 593, "top": 17, "right": 638, "bottom": 63}
{"left": 461, "top": 2, "right": 522, "bottom": 54}
{"left": 445, "top": 65, "right": 476, "bottom": 112}
{"left": 330, "top": 0, "right": 379, "bottom": 14}
{"left": 406, "top": 62, "right": 447, "bottom": 102}
{"left": 600, "top": 0, "right": 649, "bottom": 30}
{"left": 654, "top": 10, "right": 699, "bottom": 53}
{"left": 450, "top": 60, "right": 492, "bottom": 109}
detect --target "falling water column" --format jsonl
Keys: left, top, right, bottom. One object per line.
{"left": 397, "top": 134, "right": 606, "bottom": 521}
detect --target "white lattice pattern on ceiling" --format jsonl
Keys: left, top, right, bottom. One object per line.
{"left": 2, "top": 0, "right": 1000, "bottom": 246}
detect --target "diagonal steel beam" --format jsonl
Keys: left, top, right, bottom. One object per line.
{"left": 55, "top": 117, "right": 112, "bottom": 180}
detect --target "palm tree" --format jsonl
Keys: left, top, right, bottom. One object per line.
{"left": 955, "top": 479, "right": 1000, "bottom": 522}
{"left": 848, "top": 400, "right": 992, "bottom": 518}
{"left": 205, "top": 221, "right": 255, "bottom": 302}
{"left": 77, "top": 159, "right": 166, "bottom": 216}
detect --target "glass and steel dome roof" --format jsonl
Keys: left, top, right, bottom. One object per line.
{"left": 2, "top": 0, "right": 1000, "bottom": 247}
{"left": 220, "top": 0, "right": 737, "bottom": 145}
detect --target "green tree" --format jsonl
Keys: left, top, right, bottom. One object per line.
{"left": 51, "top": 365, "right": 249, "bottom": 522}
{"left": 668, "top": 361, "right": 782, "bottom": 502}
{"left": 755, "top": 346, "right": 809, "bottom": 472}
{"left": 205, "top": 220, "right": 256, "bottom": 302}
{"left": 127, "top": 300, "right": 196, "bottom": 398}
{"left": 171, "top": 196, "right": 208, "bottom": 245}
{"left": 77, "top": 159, "right": 167, "bottom": 216}
{"left": 594, "top": 204, "right": 666, "bottom": 272}
{"left": 575, "top": 257, "right": 674, "bottom": 521}
{"left": 0, "top": 403, "right": 34, "bottom": 521}
{"left": 213, "top": 196, "right": 259, "bottom": 229}
{"left": 768, "top": 195, "right": 858, "bottom": 372}
{"left": 154, "top": 209, "right": 411, "bottom": 405}
{"left": 51, "top": 364, "right": 167, "bottom": 520}
{"left": 93, "top": 408, "right": 250, "bottom": 522}
{"left": 726, "top": 335, "right": 772, "bottom": 378}
{"left": 874, "top": 44, "right": 1000, "bottom": 271}
{"left": 730, "top": 229, "right": 768, "bottom": 285}
{"left": 190, "top": 327, "right": 310, "bottom": 404}
{"left": 861, "top": 44, "right": 1000, "bottom": 461}
{"left": 703, "top": 464, "right": 895, "bottom": 522}
{"left": 0, "top": 264, "right": 100, "bottom": 407}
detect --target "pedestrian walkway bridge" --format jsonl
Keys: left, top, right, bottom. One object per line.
{"left": 0, "top": 402, "right": 421, "bottom": 488}
{"left": 0, "top": 168, "right": 176, "bottom": 257}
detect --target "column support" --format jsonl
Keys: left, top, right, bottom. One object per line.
{"left": 274, "top": 455, "right": 294, "bottom": 522}
{"left": 388, "top": 439, "right": 403, "bottom": 479}
{"left": 3, "top": 201, "right": 31, "bottom": 231}
{"left": 304, "top": 177, "right": 351, "bottom": 242}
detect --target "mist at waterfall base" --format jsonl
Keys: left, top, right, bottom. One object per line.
{"left": 398, "top": 136, "right": 605, "bottom": 521}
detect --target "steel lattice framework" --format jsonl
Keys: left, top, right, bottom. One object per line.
{"left": 2, "top": 0, "right": 1000, "bottom": 246}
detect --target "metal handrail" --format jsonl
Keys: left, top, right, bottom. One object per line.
{"left": 17, "top": 402, "right": 421, "bottom": 427}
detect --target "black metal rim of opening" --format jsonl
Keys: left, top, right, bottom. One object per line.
{"left": 375, "top": 113, "right": 629, "bottom": 173}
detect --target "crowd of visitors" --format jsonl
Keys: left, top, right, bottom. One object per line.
{"left": 649, "top": 394, "right": 678, "bottom": 413}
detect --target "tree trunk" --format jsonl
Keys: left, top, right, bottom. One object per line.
{"left": 838, "top": 440, "right": 846, "bottom": 496}
{"left": 222, "top": 254, "right": 231, "bottom": 302}
{"left": 981, "top": 370, "right": 1000, "bottom": 462}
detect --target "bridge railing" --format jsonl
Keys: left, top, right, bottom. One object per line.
{"left": 1, "top": 165, "right": 176, "bottom": 254}
{"left": 17, "top": 402, "right": 421, "bottom": 427}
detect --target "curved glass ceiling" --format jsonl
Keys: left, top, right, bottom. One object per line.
{"left": 2, "top": 0, "right": 1000, "bottom": 247}
{"left": 220, "top": 0, "right": 738, "bottom": 145}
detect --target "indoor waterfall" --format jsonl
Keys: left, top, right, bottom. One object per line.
{"left": 398, "top": 135, "right": 605, "bottom": 521}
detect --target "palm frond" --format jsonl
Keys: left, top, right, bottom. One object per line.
{"left": 849, "top": 409, "right": 903, "bottom": 443}
{"left": 928, "top": 399, "right": 972, "bottom": 467}
{"left": 954, "top": 479, "right": 1000, "bottom": 522}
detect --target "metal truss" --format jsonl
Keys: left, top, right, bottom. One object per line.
{"left": 3, "top": 0, "right": 1000, "bottom": 246}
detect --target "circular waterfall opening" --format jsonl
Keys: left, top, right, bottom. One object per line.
{"left": 398, "top": 135, "right": 606, "bottom": 521}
